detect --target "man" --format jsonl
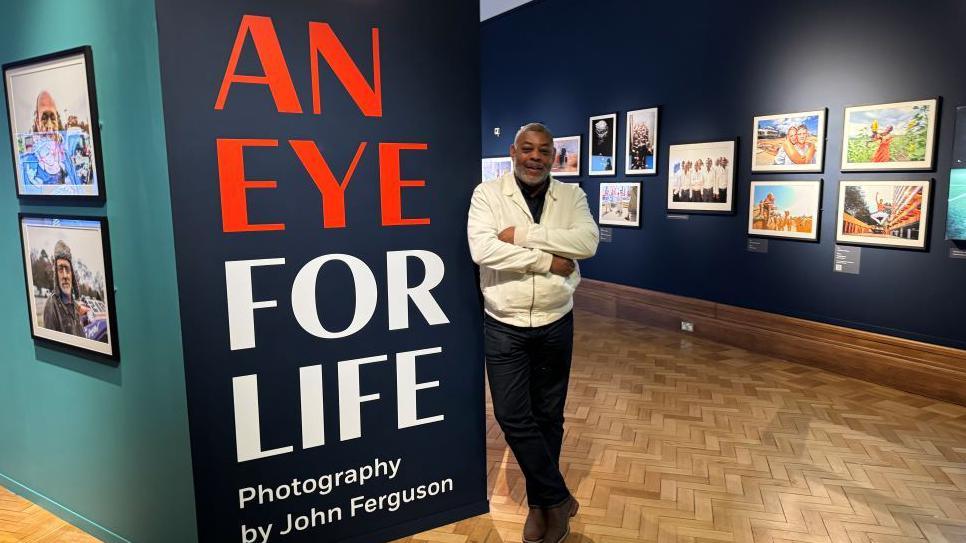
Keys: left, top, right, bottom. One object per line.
{"left": 43, "top": 240, "right": 85, "bottom": 336}
{"left": 702, "top": 156, "right": 714, "bottom": 202}
{"left": 468, "top": 123, "right": 599, "bottom": 543}
{"left": 32, "top": 90, "right": 64, "bottom": 133}
{"left": 690, "top": 159, "right": 704, "bottom": 202}
{"left": 716, "top": 156, "right": 730, "bottom": 202}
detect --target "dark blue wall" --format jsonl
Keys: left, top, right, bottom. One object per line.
{"left": 482, "top": 0, "right": 966, "bottom": 348}
{"left": 157, "top": 1, "right": 486, "bottom": 541}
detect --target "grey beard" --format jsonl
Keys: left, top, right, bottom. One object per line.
{"left": 514, "top": 164, "right": 549, "bottom": 186}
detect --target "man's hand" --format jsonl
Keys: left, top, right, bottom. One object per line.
{"left": 549, "top": 255, "right": 575, "bottom": 277}
{"left": 498, "top": 226, "right": 515, "bottom": 243}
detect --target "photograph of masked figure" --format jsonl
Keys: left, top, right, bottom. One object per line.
{"left": 588, "top": 113, "right": 616, "bottom": 176}
{"left": 19, "top": 215, "right": 118, "bottom": 359}
{"left": 4, "top": 46, "right": 104, "bottom": 199}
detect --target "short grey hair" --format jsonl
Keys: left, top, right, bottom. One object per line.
{"left": 514, "top": 122, "right": 554, "bottom": 143}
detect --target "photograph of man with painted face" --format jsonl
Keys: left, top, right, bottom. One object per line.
{"left": 4, "top": 48, "right": 101, "bottom": 197}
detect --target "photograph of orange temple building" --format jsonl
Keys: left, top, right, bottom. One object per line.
{"left": 836, "top": 180, "right": 931, "bottom": 249}
{"left": 747, "top": 181, "right": 821, "bottom": 240}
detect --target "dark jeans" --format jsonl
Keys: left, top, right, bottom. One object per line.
{"left": 484, "top": 311, "right": 573, "bottom": 507}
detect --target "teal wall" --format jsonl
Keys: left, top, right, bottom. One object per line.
{"left": 0, "top": 2, "right": 197, "bottom": 542}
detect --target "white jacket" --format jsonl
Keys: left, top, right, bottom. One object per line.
{"left": 467, "top": 173, "right": 599, "bottom": 327}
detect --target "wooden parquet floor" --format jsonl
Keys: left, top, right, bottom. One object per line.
{"left": 0, "top": 486, "right": 98, "bottom": 542}
{"left": 3, "top": 310, "right": 966, "bottom": 542}
{"left": 397, "top": 310, "right": 966, "bottom": 543}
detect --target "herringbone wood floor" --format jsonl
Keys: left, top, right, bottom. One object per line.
{"left": 397, "top": 310, "right": 966, "bottom": 543}
{"left": 3, "top": 310, "right": 965, "bottom": 542}
{"left": 0, "top": 487, "right": 96, "bottom": 542}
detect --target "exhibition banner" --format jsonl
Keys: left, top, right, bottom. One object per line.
{"left": 154, "top": 1, "right": 486, "bottom": 541}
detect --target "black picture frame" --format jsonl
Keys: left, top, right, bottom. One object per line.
{"left": 18, "top": 213, "right": 119, "bottom": 362}
{"left": 833, "top": 178, "right": 933, "bottom": 251}
{"left": 588, "top": 113, "right": 617, "bottom": 176}
{"left": 666, "top": 138, "right": 739, "bottom": 215}
{"left": 746, "top": 179, "right": 824, "bottom": 243}
{"left": 3, "top": 46, "right": 106, "bottom": 203}
{"left": 597, "top": 181, "right": 642, "bottom": 228}
{"left": 624, "top": 106, "right": 660, "bottom": 176}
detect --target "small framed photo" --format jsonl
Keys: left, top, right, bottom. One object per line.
{"left": 947, "top": 106, "right": 966, "bottom": 240}
{"left": 588, "top": 113, "right": 616, "bottom": 176}
{"left": 598, "top": 181, "right": 641, "bottom": 227}
{"left": 841, "top": 98, "right": 939, "bottom": 171}
{"left": 625, "top": 107, "right": 659, "bottom": 175}
{"left": 667, "top": 139, "right": 736, "bottom": 214}
{"left": 19, "top": 214, "right": 119, "bottom": 360}
{"left": 481, "top": 156, "right": 512, "bottom": 183}
{"left": 551, "top": 135, "right": 580, "bottom": 177}
{"left": 751, "top": 109, "right": 826, "bottom": 173}
{"left": 4, "top": 46, "right": 105, "bottom": 201}
{"left": 748, "top": 180, "right": 822, "bottom": 241}
{"left": 835, "top": 180, "right": 931, "bottom": 250}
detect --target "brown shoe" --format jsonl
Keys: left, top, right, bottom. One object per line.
{"left": 543, "top": 496, "right": 577, "bottom": 543}
{"left": 522, "top": 506, "right": 546, "bottom": 543}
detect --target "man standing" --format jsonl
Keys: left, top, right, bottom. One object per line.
{"left": 468, "top": 123, "right": 599, "bottom": 543}
{"left": 43, "top": 240, "right": 84, "bottom": 337}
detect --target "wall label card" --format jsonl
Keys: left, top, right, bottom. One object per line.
{"left": 950, "top": 246, "right": 966, "bottom": 259}
{"left": 747, "top": 238, "right": 769, "bottom": 253}
{"left": 834, "top": 245, "right": 862, "bottom": 274}
{"left": 599, "top": 227, "right": 613, "bottom": 242}
{"left": 667, "top": 214, "right": 690, "bottom": 220}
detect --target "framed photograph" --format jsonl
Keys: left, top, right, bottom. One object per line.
{"left": 841, "top": 98, "right": 939, "bottom": 171}
{"left": 625, "top": 107, "right": 659, "bottom": 175}
{"left": 835, "top": 180, "right": 931, "bottom": 250}
{"left": 752, "top": 109, "right": 826, "bottom": 173}
{"left": 481, "top": 156, "right": 512, "bottom": 183}
{"left": 588, "top": 113, "right": 616, "bottom": 176}
{"left": 748, "top": 180, "right": 822, "bottom": 241}
{"left": 3, "top": 46, "right": 105, "bottom": 201}
{"left": 946, "top": 106, "right": 966, "bottom": 240}
{"left": 667, "top": 139, "right": 736, "bottom": 214}
{"left": 598, "top": 182, "right": 641, "bottom": 227}
{"left": 551, "top": 135, "right": 580, "bottom": 177}
{"left": 19, "top": 214, "right": 119, "bottom": 360}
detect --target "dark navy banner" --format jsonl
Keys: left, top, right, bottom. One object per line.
{"left": 154, "top": 1, "right": 485, "bottom": 541}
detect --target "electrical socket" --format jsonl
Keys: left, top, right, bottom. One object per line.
{"left": 680, "top": 320, "right": 694, "bottom": 332}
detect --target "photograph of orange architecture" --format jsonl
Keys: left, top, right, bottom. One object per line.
{"left": 748, "top": 181, "right": 821, "bottom": 240}
{"left": 835, "top": 180, "right": 931, "bottom": 249}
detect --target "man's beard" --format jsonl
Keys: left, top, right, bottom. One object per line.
{"left": 60, "top": 281, "right": 72, "bottom": 297}
{"left": 513, "top": 162, "right": 549, "bottom": 186}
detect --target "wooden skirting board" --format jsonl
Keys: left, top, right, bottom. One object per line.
{"left": 574, "top": 278, "right": 966, "bottom": 406}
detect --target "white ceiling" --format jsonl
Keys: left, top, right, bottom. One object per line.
{"left": 481, "top": 0, "right": 535, "bottom": 21}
